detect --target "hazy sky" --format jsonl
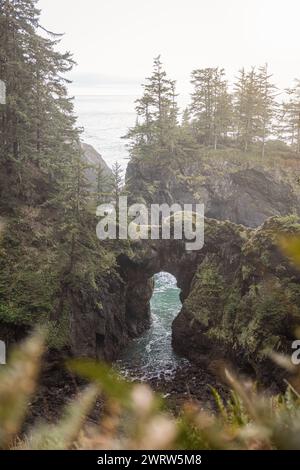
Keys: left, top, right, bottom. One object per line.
{"left": 39, "top": 0, "right": 300, "bottom": 96}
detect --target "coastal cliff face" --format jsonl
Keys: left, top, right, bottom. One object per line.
{"left": 0, "top": 144, "right": 123, "bottom": 361}
{"left": 124, "top": 149, "right": 300, "bottom": 383}
{"left": 1, "top": 141, "right": 300, "bottom": 385}
{"left": 126, "top": 149, "right": 300, "bottom": 227}
{"left": 117, "top": 216, "right": 300, "bottom": 384}
{"left": 0, "top": 210, "right": 154, "bottom": 362}
{"left": 172, "top": 217, "right": 300, "bottom": 384}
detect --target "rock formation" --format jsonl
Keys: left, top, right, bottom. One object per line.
{"left": 126, "top": 152, "right": 300, "bottom": 227}
{"left": 117, "top": 216, "right": 300, "bottom": 384}
{"left": 1, "top": 142, "right": 300, "bottom": 386}
{"left": 81, "top": 142, "right": 113, "bottom": 188}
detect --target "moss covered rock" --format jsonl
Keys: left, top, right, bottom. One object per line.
{"left": 172, "top": 216, "right": 300, "bottom": 384}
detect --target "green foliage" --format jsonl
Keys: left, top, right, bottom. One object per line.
{"left": 0, "top": 206, "right": 117, "bottom": 348}
{"left": 111, "top": 161, "right": 124, "bottom": 205}
{"left": 124, "top": 56, "right": 181, "bottom": 171}
{"left": 0, "top": 216, "right": 60, "bottom": 327}
{"left": 0, "top": 329, "right": 45, "bottom": 449}
{"left": 126, "top": 57, "right": 300, "bottom": 176}
{"left": 277, "top": 80, "right": 300, "bottom": 154}
{"left": 185, "top": 258, "right": 226, "bottom": 327}
{"left": 190, "top": 67, "right": 232, "bottom": 148}
{"left": 68, "top": 359, "right": 132, "bottom": 407}
{"left": 234, "top": 65, "right": 277, "bottom": 155}
{"left": 0, "top": 0, "right": 118, "bottom": 343}
{"left": 1, "top": 332, "right": 300, "bottom": 450}
{"left": 179, "top": 216, "right": 300, "bottom": 365}
{"left": 279, "top": 235, "right": 300, "bottom": 268}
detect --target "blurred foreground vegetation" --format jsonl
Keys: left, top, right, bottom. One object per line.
{"left": 0, "top": 327, "right": 299, "bottom": 451}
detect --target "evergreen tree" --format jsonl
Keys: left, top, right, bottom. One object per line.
{"left": 95, "top": 163, "right": 112, "bottom": 205}
{"left": 257, "top": 64, "right": 277, "bottom": 157}
{"left": 190, "top": 67, "right": 232, "bottom": 148}
{"left": 57, "top": 146, "right": 91, "bottom": 272}
{"left": 169, "top": 107, "right": 199, "bottom": 170}
{"left": 0, "top": 0, "right": 78, "bottom": 203}
{"left": 234, "top": 68, "right": 261, "bottom": 151}
{"left": 0, "top": 0, "right": 93, "bottom": 277}
{"left": 278, "top": 81, "right": 300, "bottom": 154}
{"left": 233, "top": 65, "right": 276, "bottom": 154}
{"left": 125, "top": 56, "right": 179, "bottom": 165}
{"left": 111, "top": 161, "right": 123, "bottom": 204}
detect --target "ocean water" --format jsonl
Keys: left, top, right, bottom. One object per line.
{"left": 116, "top": 272, "right": 187, "bottom": 381}
{"left": 74, "top": 94, "right": 137, "bottom": 171}
{"left": 74, "top": 94, "right": 185, "bottom": 379}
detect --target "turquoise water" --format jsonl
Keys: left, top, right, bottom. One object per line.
{"left": 117, "top": 272, "right": 187, "bottom": 381}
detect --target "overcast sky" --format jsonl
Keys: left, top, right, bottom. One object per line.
{"left": 39, "top": 0, "right": 300, "bottom": 96}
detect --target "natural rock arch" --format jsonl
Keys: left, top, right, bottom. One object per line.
{"left": 116, "top": 216, "right": 300, "bottom": 384}
{"left": 116, "top": 217, "right": 244, "bottom": 352}
{"left": 68, "top": 215, "right": 300, "bottom": 385}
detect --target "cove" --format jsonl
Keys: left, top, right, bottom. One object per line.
{"left": 117, "top": 272, "right": 188, "bottom": 381}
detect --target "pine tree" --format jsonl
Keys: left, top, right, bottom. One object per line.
{"left": 257, "top": 64, "right": 277, "bottom": 157}
{"left": 234, "top": 67, "right": 261, "bottom": 151}
{"left": 0, "top": 0, "right": 78, "bottom": 204}
{"left": 57, "top": 146, "right": 91, "bottom": 272}
{"left": 125, "top": 56, "right": 179, "bottom": 164}
{"left": 175, "top": 109, "right": 200, "bottom": 170}
{"left": 233, "top": 65, "right": 277, "bottom": 154}
{"left": 111, "top": 161, "right": 123, "bottom": 204}
{"left": 278, "top": 81, "right": 300, "bottom": 154}
{"left": 213, "top": 75, "right": 232, "bottom": 149}
{"left": 95, "top": 163, "right": 112, "bottom": 205}
{"left": 0, "top": 0, "right": 39, "bottom": 168}
{"left": 190, "top": 68, "right": 232, "bottom": 148}
{"left": 0, "top": 0, "right": 94, "bottom": 278}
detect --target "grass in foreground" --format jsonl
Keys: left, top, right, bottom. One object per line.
{"left": 0, "top": 329, "right": 299, "bottom": 450}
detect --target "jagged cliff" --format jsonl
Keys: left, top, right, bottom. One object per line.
{"left": 117, "top": 216, "right": 300, "bottom": 385}
{"left": 1, "top": 141, "right": 300, "bottom": 386}
{"left": 123, "top": 148, "right": 300, "bottom": 384}
{"left": 0, "top": 144, "right": 124, "bottom": 360}
{"left": 126, "top": 147, "right": 300, "bottom": 227}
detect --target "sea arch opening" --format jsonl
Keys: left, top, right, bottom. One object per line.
{"left": 117, "top": 271, "right": 186, "bottom": 381}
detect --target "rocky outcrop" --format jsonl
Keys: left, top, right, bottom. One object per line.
{"left": 126, "top": 152, "right": 300, "bottom": 227}
{"left": 202, "top": 168, "right": 298, "bottom": 227}
{"left": 123, "top": 148, "right": 300, "bottom": 384}
{"left": 2, "top": 143, "right": 299, "bottom": 385}
{"left": 73, "top": 145, "right": 300, "bottom": 374}
{"left": 172, "top": 217, "right": 300, "bottom": 384}
{"left": 81, "top": 142, "right": 113, "bottom": 189}
{"left": 0, "top": 205, "right": 138, "bottom": 362}
{"left": 117, "top": 216, "right": 300, "bottom": 384}
{"left": 69, "top": 262, "right": 155, "bottom": 360}
{"left": 1, "top": 200, "right": 299, "bottom": 385}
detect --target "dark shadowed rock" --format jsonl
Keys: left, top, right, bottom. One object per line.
{"left": 126, "top": 152, "right": 300, "bottom": 227}
{"left": 204, "top": 169, "right": 297, "bottom": 227}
